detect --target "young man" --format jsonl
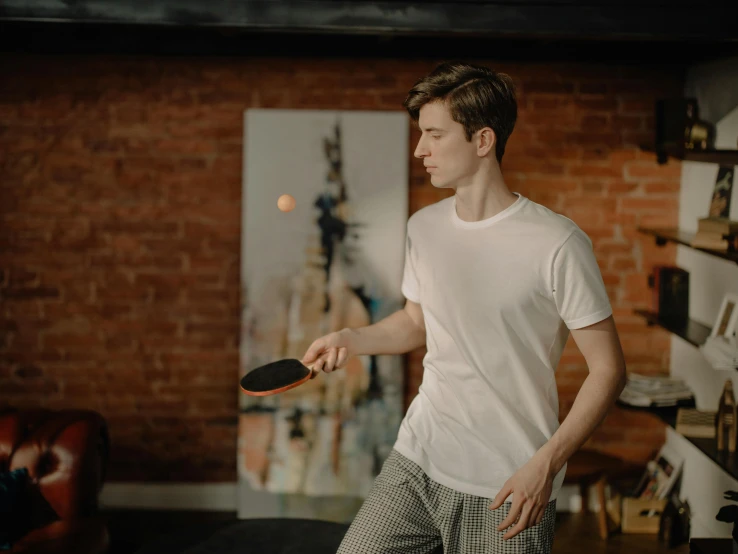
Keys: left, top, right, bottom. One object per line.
{"left": 301, "top": 61, "right": 627, "bottom": 554}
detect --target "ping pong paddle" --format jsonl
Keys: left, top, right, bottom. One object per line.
{"left": 239, "top": 358, "right": 319, "bottom": 397}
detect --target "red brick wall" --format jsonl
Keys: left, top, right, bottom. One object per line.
{"left": 0, "top": 55, "right": 683, "bottom": 481}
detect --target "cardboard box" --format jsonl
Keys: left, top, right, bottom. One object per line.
{"left": 621, "top": 497, "right": 667, "bottom": 534}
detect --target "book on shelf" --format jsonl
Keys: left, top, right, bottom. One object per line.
{"left": 675, "top": 408, "right": 716, "bottom": 438}
{"left": 692, "top": 217, "right": 738, "bottom": 251}
{"left": 618, "top": 373, "right": 695, "bottom": 407}
{"left": 698, "top": 217, "right": 738, "bottom": 235}
{"left": 690, "top": 230, "right": 737, "bottom": 251}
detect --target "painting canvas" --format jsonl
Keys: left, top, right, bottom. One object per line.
{"left": 237, "top": 109, "right": 409, "bottom": 521}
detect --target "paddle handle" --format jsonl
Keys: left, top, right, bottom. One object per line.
{"left": 306, "top": 363, "right": 318, "bottom": 379}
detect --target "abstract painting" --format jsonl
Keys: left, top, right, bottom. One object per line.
{"left": 237, "top": 109, "right": 408, "bottom": 521}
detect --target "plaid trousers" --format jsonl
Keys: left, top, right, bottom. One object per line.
{"left": 337, "top": 450, "right": 557, "bottom": 554}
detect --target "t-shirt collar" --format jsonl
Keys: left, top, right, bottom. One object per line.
{"left": 450, "top": 192, "right": 526, "bottom": 229}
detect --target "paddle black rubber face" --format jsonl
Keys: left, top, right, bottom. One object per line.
{"left": 240, "top": 359, "right": 311, "bottom": 395}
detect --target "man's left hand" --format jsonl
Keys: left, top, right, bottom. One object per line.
{"left": 488, "top": 454, "right": 554, "bottom": 540}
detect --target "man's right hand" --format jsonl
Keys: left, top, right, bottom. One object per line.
{"left": 302, "top": 328, "right": 356, "bottom": 374}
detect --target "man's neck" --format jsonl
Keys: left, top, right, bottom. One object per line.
{"left": 453, "top": 173, "right": 517, "bottom": 223}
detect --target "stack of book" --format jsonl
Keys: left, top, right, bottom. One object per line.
{"left": 618, "top": 373, "right": 695, "bottom": 408}
{"left": 691, "top": 217, "right": 738, "bottom": 251}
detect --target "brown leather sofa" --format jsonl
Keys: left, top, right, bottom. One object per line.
{"left": 0, "top": 408, "right": 110, "bottom": 554}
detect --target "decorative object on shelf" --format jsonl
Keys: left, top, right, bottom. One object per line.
{"left": 655, "top": 98, "right": 715, "bottom": 153}
{"left": 658, "top": 491, "right": 691, "bottom": 549}
{"left": 675, "top": 408, "right": 717, "bottom": 438}
{"left": 618, "top": 373, "right": 695, "bottom": 408}
{"left": 712, "top": 293, "right": 738, "bottom": 340}
{"left": 632, "top": 443, "right": 683, "bottom": 501}
{"left": 709, "top": 166, "right": 735, "bottom": 218}
{"left": 715, "top": 490, "right": 738, "bottom": 551}
{"left": 700, "top": 334, "right": 738, "bottom": 371}
{"left": 716, "top": 379, "right": 737, "bottom": 453}
{"left": 623, "top": 443, "right": 683, "bottom": 534}
{"left": 699, "top": 293, "right": 738, "bottom": 370}
{"left": 647, "top": 266, "right": 689, "bottom": 325}
{"left": 691, "top": 216, "right": 738, "bottom": 252}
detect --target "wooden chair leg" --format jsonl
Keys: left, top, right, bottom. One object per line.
{"left": 579, "top": 482, "right": 588, "bottom": 512}
{"left": 595, "top": 476, "right": 609, "bottom": 540}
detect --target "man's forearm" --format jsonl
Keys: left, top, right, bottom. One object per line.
{"left": 342, "top": 309, "right": 426, "bottom": 357}
{"left": 537, "top": 368, "right": 627, "bottom": 477}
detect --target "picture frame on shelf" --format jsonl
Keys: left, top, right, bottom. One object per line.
{"left": 711, "top": 293, "right": 738, "bottom": 339}
{"left": 708, "top": 165, "right": 735, "bottom": 219}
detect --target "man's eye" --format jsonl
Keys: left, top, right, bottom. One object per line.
{"left": 432, "top": 135, "right": 441, "bottom": 139}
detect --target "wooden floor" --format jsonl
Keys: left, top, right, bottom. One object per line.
{"left": 551, "top": 511, "right": 690, "bottom": 554}
{"left": 102, "top": 508, "right": 692, "bottom": 553}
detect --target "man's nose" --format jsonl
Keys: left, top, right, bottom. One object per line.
{"left": 414, "top": 141, "right": 428, "bottom": 159}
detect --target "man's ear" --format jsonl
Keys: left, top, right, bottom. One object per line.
{"left": 477, "top": 127, "right": 496, "bottom": 157}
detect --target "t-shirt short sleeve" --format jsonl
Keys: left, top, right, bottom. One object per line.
{"left": 552, "top": 228, "right": 612, "bottom": 329}
{"left": 401, "top": 230, "right": 421, "bottom": 303}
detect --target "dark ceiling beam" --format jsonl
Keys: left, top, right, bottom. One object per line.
{"left": 1, "top": 0, "right": 737, "bottom": 41}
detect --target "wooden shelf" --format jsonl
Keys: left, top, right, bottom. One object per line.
{"left": 640, "top": 144, "right": 738, "bottom": 166}
{"left": 637, "top": 227, "right": 738, "bottom": 265}
{"left": 634, "top": 309, "right": 712, "bottom": 347}
{"left": 618, "top": 402, "right": 738, "bottom": 482}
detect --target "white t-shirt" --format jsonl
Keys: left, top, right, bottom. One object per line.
{"left": 394, "top": 192, "right": 613, "bottom": 502}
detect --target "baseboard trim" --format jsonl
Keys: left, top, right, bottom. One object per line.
{"left": 100, "top": 482, "right": 587, "bottom": 513}
{"left": 100, "top": 482, "right": 237, "bottom": 511}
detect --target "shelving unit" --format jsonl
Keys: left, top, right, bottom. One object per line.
{"left": 633, "top": 309, "right": 712, "bottom": 347}
{"left": 637, "top": 227, "right": 738, "bottom": 265}
{"left": 633, "top": 228, "right": 736, "bottom": 344}
{"left": 634, "top": 124, "right": 738, "bottom": 521}
{"left": 640, "top": 144, "right": 738, "bottom": 166}
{"left": 631, "top": 220, "right": 738, "bottom": 480}
{"left": 618, "top": 403, "right": 738, "bottom": 482}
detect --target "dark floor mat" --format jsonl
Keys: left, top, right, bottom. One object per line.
{"left": 134, "top": 518, "right": 349, "bottom": 554}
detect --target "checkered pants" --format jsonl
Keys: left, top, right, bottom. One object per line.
{"left": 337, "top": 450, "right": 557, "bottom": 554}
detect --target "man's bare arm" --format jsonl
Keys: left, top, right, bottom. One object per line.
{"left": 537, "top": 315, "right": 627, "bottom": 476}
{"left": 302, "top": 299, "right": 426, "bottom": 372}
{"left": 346, "top": 299, "right": 426, "bottom": 356}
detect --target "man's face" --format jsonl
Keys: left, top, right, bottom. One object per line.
{"left": 414, "top": 101, "right": 482, "bottom": 190}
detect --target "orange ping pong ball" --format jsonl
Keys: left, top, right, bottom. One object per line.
{"left": 277, "top": 194, "right": 296, "bottom": 212}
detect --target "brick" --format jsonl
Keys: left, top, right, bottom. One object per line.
{"left": 626, "top": 162, "right": 682, "bottom": 179}
{"left": 8, "top": 269, "right": 39, "bottom": 286}
{"left": 525, "top": 82, "right": 575, "bottom": 94}
{"left": 578, "top": 83, "right": 609, "bottom": 95}
{"left": 619, "top": 98, "right": 654, "bottom": 115}
{"left": 575, "top": 97, "right": 618, "bottom": 111}
{"left": 606, "top": 181, "right": 640, "bottom": 195}
{"left": 621, "top": 131, "right": 654, "bottom": 148}
{"left": 643, "top": 181, "right": 681, "bottom": 194}
{"left": 2, "top": 286, "right": 60, "bottom": 300}
{"left": 612, "top": 115, "right": 645, "bottom": 132}
{"left": 581, "top": 115, "right": 609, "bottom": 129}
{"left": 566, "top": 131, "right": 622, "bottom": 148}
{"left": 14, "top": 365, "right": 43, "bottom": 379}
{"left": 621, "top": 197, "right": 679, "bottom": 214}
{"left": 569, "top": 164, "right": 623, "bottom": 178}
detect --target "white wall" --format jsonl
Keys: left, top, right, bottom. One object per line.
{"left": 668, "top": 56, "right": 738, "bottom": 539}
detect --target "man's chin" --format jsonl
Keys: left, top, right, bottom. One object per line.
{"left": 428, "top": 175, "right": 450, "bottom": 189}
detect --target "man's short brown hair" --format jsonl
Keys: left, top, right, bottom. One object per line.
{"left": 403, "top": 61, "right": 518, "bottom": 163}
